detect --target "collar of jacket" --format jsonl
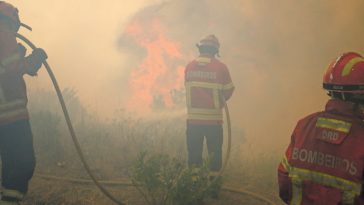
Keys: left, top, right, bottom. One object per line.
{"left": 199, "top": 54, "right": 215, "bottom": 58}
{"left": 325, "top": 99, "right": 364, "bottom": 120}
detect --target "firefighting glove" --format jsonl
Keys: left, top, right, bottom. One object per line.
{"left": 17, "top": 43, "right": 26, "bottom": 57}
{"left": 27, "top": 48, "right": 48, "bottom": 76}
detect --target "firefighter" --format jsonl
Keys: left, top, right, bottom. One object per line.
{"left": 0, "top": 1, "right": 48, "bottom": 204}
{"left": 278, "top": 52, "right": 364, "bottom": 204}
{"left": 184, "top": 34, "right": 234, "bottom": 176}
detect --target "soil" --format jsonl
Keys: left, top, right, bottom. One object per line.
{"left": 23, "top": 176, "right": 283, "bottom": 205}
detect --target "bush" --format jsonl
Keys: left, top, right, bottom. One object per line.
{"left": 130, "top": 152, "right": 222, "bottom": 205}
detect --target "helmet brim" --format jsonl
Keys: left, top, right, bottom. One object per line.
{"left": 323, "top": 83, "right": 364, "bottom": 94}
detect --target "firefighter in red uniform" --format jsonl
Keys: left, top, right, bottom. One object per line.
{"left": 278, "top": 52, "right": 364, "bottom": 205}
{"left": 0, "top": 1, "right": 47, "bottom": 204}
{"left": 184, "top": 34, "right": 234, "bottom": 175}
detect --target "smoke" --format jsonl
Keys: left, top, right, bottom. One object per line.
{"left": 117, "top": 0, "right": 364, "bottom": 150}
{"left": 8, "top": 0, "right": 155, "bottom": 112}
{"left": 7, "top": 0, "right": 364, "bottom": 150}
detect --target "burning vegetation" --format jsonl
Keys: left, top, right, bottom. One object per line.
{"left": 3, "top": 0, "right": 364, "bottom": 204}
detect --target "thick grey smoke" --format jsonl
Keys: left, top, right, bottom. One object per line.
{"left": 118, "top": 0, "right": 364, "bottom": 150}
{"left": 8, "top": 0, "right": 364, "bottom": 151}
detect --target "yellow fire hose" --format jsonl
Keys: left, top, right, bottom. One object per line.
{"left": 16, "top": 33, "right": 278, "bottom": 205}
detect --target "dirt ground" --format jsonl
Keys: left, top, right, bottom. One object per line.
{"left": 22, "top": 176, "right": 283, "bottom": 205}
{"left": 23, "top": 105, "right": 284, "bottom": 205}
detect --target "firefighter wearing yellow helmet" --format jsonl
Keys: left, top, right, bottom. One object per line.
{"left": 184, "top": 34, "right": 234, "bottom": 179}
{"left": 0, "top": 1, "right": 47, "bottom": 204}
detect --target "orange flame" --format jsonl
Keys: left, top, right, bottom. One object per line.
{"left": 124, "top": 17, "right": 185, "bottom": 113}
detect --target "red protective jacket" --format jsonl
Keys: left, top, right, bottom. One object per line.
{"left": 0, "top": 27, "right": 39, "bottom": 125}
{"left": 185, "top": 55, "right": 234, "bottom": 125}
{"left": 278, "top": 99, "right": 364, "bottom": 205}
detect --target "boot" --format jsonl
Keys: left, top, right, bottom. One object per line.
{"left": 0, "top": 201, "right": 20, "bottom": 205}
{"left": 0, "top": 189, "right": 23, "bottom": 205}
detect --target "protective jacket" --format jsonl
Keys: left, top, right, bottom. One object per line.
{"left": 278, "top": 99, "right": 364, "bottom": 205}
{"left": 185, "top": 55, "right": 234, "bottom": 125}
{"left": 0, "top": 29, "right": 39, "bottom": 125}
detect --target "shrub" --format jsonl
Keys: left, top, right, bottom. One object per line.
{"left": 130, "top": 152, "right": 222, "bottom": 205}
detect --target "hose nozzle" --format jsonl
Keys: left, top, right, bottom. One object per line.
{"left": 20, "top": 22, "right": 32, "bottom": 31}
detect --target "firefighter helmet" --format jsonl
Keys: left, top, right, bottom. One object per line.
{"left": 323, "top": 52, "right": 364, "bottom": 94}
{"left": 0, "top": 1, "right": 20, "bottom": 31}
{"left": 197, "top": 34, "right": 220, "bottom": 50}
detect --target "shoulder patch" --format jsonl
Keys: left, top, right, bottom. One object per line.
{"left": 315, "top": 117, "right": 352, "bottom": 144}
{"left": 196, "top": 57, "right": 211, "bottom": 65}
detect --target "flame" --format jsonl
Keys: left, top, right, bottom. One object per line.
{"left": 124, "top": 17, "right": 185, "bottom": 113}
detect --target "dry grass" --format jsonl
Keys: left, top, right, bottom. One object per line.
{"left": 21, "top": 89, "right": 284, "bottom": 205}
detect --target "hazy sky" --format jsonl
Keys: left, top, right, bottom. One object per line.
{"left": 6, "top": 0, "right": 364, "bottom": 151}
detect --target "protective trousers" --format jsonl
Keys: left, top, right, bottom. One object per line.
{"left": 186, "top": 124, "right": 223, "bottom": 171}
{"left": 0, "top": 120, "right": 35, "bottom": 201}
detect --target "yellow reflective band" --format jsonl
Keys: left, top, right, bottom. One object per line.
{"left": 0, "top": 108, "right": 28, "bottom": 120}
{"left": 223, "top": 82, "right": 235, "bottom": 90}
{"left": 289, "top": 167, "right": 361, "bottom": 195}
{"left": 185, "top": 81, "right": 224, "bottom": 110}
{"left": 290, "top": 167, "right": 359, "bottom": 205}
{"left": 342, "top": 57, "right": 364, "bottom": 77}
{"left": 196, "top": 57, "right": 211, "bottom": 64}
{"left": 187, "top": 107, "right": 223, "bottom": 121}
{"left": 290, "top": 176, "right": 303, "bottom": 205}
{"left": 213, "top": 88, "right": 220, "bottom": 108}
{"left": 188, "top": 108, "right": 222, "bottom": 115}
{"left": 282, "top": 154, "right": 360, "bottom": 204}
{"left": 185, "top": 85, "right": 192, "bottom": 108}
{"left": 0, "top": 53, "right": 21, "bottom": 75}
{"left": 185, "top": 81, "right": 223, "bottom": 89}
{"left": 1, "top": 188, "right": 24, "bottom": 200}
{"left": 342, "top": 191, "right": 356, "bottom": 204}
{"left": 1, "top": 53, "right": 21, "bottom": 67}
{"left": 316, "top": 117, "right": 352, "bottom": 133}
{"left": 188, "top": 113, "right": 223, "bottom": 121}
{"left": 0, "top": 201, "right": 20, "bottom": 205}
{"left": 0, "top": 99, "right": 27, "bottom": 111}
{"left": 281, "top": 156, "right": 290, "bottom": 172}
{"left": 187, "top": 115, "right": 222, "bottom": 121}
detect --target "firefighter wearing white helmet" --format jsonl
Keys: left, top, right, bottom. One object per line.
{"left": 184, "top": 34, "right": 234, "bottom": 193}
{"left": 0, "top": 1, "right": 48, "bottom": 204}
{"left": 196, "top": 34, "right": 220, "bottom": 57}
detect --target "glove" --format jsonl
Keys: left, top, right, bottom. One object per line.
{"left": 31, "top": 48, "right": 48, "bottom": 63}
{"left": 17, "top": 43, "right": 26, "bottom": 57}
{"left": 27, "top": 48, "right": 48, "bottom": 75}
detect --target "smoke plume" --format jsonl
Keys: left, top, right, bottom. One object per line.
{"left": 8, "top": 0, "right": 364, "bottom": 151}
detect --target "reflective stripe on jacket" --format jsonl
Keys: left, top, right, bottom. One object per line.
{"left": 0, "top": 30, "right": 32, "bottom": 125}
{"left": 185, "top": 56, "right": 234, "bottom": 124}
{"left": 278, "top": 99, "right": 364, "bottom": 205}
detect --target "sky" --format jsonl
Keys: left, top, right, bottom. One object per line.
{"left": 6, "top": 0, "right": 364, "bottom": 151}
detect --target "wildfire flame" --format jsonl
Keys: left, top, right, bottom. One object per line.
{"left": 124, "top": 16, "right": 185, "bottom": 113}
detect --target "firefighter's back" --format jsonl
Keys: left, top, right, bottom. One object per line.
{"left": 289, "top": 99, "right": 364, "bottom": 204}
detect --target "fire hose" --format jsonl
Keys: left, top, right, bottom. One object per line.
{"left": 36, "top": 173, "right": 279, "bottom": 205}
{"left": 220, "top": 103, "right": 232, "bottom": 175}
{"left": 16, "top": 33, "right": 126, "bottom": 205}
{"left": 16, "top": 33, "right": 277, "bottom": 205}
